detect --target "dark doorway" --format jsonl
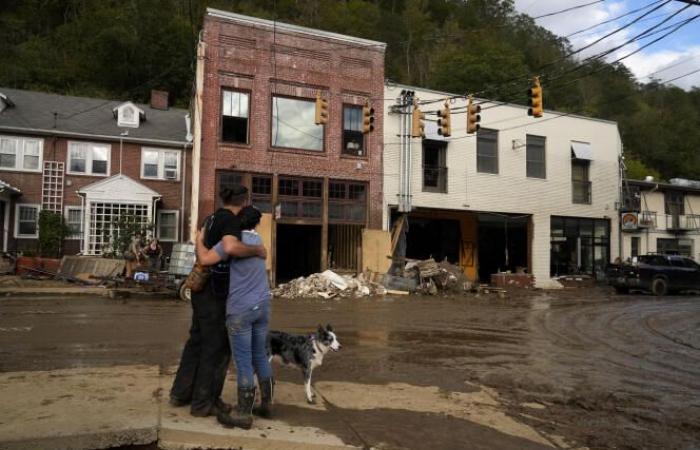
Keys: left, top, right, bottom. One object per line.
{"left": 477, "top": 214, "right": 529, "bottom": 282}
{"left": 403, "top": 216, "right": 460, "bottom": 264}
{"left": 276, "top": 224, "right": 321, "bottom": 283}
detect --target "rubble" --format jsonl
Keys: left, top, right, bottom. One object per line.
{"left": 272, "top": 270, "right": 387, "bottom": 299}
{"left": 402, "top": 258, "right": 471, "bottom": 295}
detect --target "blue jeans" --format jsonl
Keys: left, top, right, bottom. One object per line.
{"left": 226, "top": 302, "right": 273, "bottom": 389}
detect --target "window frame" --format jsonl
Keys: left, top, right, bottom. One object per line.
{"left": 66, "top": 141, "right": 111, "bottom": 177}
{"left": 664, "top": 191, "right": 685, "bottom": 215}
{"left": 14, "top": 203, "right": 40, "bottom": 239}
{"left": 422, "top": 140, "right": 448, "bottom": 193}
{"left": 0, "top": 135, "right": 43, "bottom": 173}
{"left": 277, "top": 176, "right": 324, "bottom": 220}
{"left": 476, "top": 128, "right": 499, "bottom": 174}
{"left": 220, "top": 88, "right": 251, "bottom": 146}
{"left": 341, "top": 104, "right": 366, "bottom": 158}
{"left": 270, "top": 94, "right": 326, "bottom": 153}
{"left": 157, "top": 209, "right": 179, "bottom": 242}
{"left": 64, "top": 206, "right": 84, "bottom": 240}
{"left": 140, "top": 147, "right": 181, "bottom": 181}
{"left": 571, "top": 158, "right": 592, "bottom": 204}
{"left": 526, "top": 134, "right": 546, "bottom": 179}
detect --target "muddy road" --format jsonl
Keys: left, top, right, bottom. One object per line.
{"left": 0, "top": 289, "right": 699, "bottom": 449}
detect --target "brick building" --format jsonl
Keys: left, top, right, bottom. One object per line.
{"left": 0, "top": 88, "right": 192, "bottom": 256}
{"left": 194, "top": 9, "right": 385, "bottom": 283}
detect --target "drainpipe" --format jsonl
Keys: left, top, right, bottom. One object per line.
{"left": 397, "top": 94, "right": 406, "bottom": 212}
{"left": 406, "top": 93, "right": 413, "bottom": 212}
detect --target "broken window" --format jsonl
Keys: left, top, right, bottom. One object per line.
{"left": 222, "top": 89, "right": 249, "bottom": 144}
{"left": 422, "top": 140, "right": 447, "bottom": 193}
{"left": 476, "top": 128, "right": 498, "bottom": 174}
{"left": 271, "top": 96, "right": 323, "bottom": 151}
{"left": 526, "top": 135, "right": 546, "bottom": 179}
{"left": 572, "top": 159, "right": 591, "bottom": 204}
{"left": 342, "top": 105, "right": 364, "bottom": 156}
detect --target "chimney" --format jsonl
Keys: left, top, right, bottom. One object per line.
{"left": 150, "top": 90, "right": 169, "bottom": 110}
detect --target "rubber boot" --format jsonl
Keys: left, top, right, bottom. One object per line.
{"left": 217, "top": 387, "right": 255, "bottom": 429}
{"left": 253, "top": 378, "right": 274, "bottom": 418}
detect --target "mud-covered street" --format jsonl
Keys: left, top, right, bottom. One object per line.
{"left": 1, "top": 289, "right": 699, "bottom": 450}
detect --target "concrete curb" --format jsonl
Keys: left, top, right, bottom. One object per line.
{"left": 0, "top": 429, "right": 157, "bottom": 450}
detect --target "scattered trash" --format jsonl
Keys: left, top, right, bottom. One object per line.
{"left": 386, "top": 258, "right": 470, "bottom": 295}
{"left": 272, "top": 270, "right": 387, "bottom": 299}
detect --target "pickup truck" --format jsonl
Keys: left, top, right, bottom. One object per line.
{"left": 607, "top": 254, "right": 700, "bottom": 295}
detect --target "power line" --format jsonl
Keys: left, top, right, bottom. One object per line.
{"left": 531, "top": 0, "right": 606, "bottom": 19}
{"left": 565, "top": 0, "right": 666, "bottom": 38}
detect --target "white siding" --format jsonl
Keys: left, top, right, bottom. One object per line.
{"left": 383, "top": 85, "right": 622, "bottom": 287}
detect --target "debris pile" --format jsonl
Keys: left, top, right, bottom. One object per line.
{"left": 273, "top": 270, "right": 387, "bottom": 299}
{"left": 403, "top": 258, "right": 471, "bottom": 295}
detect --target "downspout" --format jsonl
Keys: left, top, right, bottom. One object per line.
{"left": 397, "top": 96, "right": 405, "bottom": 212}
{"left": 181, "top": 143, "right": 187, "bottom": 243}
{"left": 406, "top": 94, "right": 413, "bottom": 212}
{"left": 189, "top": 37, "right": 206, "bottom": 242}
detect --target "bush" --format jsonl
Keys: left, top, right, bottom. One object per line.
{"left": 38, "top": 210, "right": 69, "bottom": 258}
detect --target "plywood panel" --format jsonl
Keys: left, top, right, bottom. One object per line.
{"left": 259, "top": 213, "right": 273, "bottom": 271}
{"left": 362, "top": 229, "right": 392, "bottom": 274}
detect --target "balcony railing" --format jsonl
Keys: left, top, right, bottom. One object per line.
{"left": 572, "top": 180, "right": 592, "bottom": 204}
{"left": 638, "top": 211, "right": 657, "bottom": 228}
{"left": 664, "top": 214, "right": 700, "bottom": 231}
{"left": 422, "top": 166, "right": 448, "bottom": 193}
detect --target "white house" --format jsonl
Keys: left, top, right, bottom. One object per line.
{"left": 383, "top": 84, "right": 622, "bottom": 288}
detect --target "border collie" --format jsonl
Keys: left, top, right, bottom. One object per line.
{"left": 267, "top": 324, "right": 341, "bottom": 403}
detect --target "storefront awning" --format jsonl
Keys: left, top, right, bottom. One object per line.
{"left": 571, "top": 141, "right": 592, "bottom": 160}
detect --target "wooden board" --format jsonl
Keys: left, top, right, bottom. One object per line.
{"left": 362, "top": 229, "right": 392, "bottom": 275}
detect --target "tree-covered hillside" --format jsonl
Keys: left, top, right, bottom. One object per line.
{"left": 1, "top": 0, "right": 699, "bottom": 180}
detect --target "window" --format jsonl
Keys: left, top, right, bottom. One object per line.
{"left": 329, "top": 181, "right": 366, "bottom": 223}
{"left": 157, "top": 210, "right": 179, "bottom": 242}
{"left": 572, "top": 159, "right": 591, "bottom": 204}
{"left": 422, "top": 140, "right": 447, "bottom": 193}
{"left": 141, "top": 148, "right": 180, "bottom": 180}
{"left": 222, "top": 90, "right": 249, "bottom": 144}
{"left": 68, "top": 142, "right": 110, "bottom": 176}
{"left": 251, "top": 175, "right": 272, "bottom": 213}
{"left": 550, "top": 216, "right": 610, "bottom": 278}
{"left": 657, "top": 238, "right": 693, "bottom": 257}
{"left": 87, "top": 202, "right": 149, "bottom": 255}
{"left": 0, "top": 136, "right": 42, "bottom": 172}
{"left": 631, "top": 236, "right": 640, "bottom": 258}
{"left": 342, "top": 105, "right": 365, "bottom": 156}
{"left": 664, "top": 191, "right": 685, "bottom": 215}
{"left": 15, "top": 204, "right": 40, "bottom": 238}
{"left": 271, "top": 96, "right": 323, "bottom": 151}
{"left": 476, "top": 128, "right": 498, "bottom": 174}
{"left": 65, "top": 207, "right": 83, "bottom": 239}
{"left": 278, "top": 176, "right": 323, "bottom": 219}
{"left": 526, "top": 135, "right": 546, "bottom": 179}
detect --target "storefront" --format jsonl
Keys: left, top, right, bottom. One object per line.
{"left": 550, "top": 216, "right": 610, "bottom": 279}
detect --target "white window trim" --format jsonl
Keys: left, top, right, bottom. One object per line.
{"left": 0, "top": 135, "right": 43, "bottom": 173}
{"left": 157, "top": 209, "right": 179, "bottom": 242}
{"left": 64, "top": 206, "right": 84, "bottom": 240}
{"left": 140, "top": 148, "right": 181, "bottom": 181}
{"left": 66, "top": 141, "right": 111, "bottom": 177}
{"left": 14, "top": 203, "right": 41, "bottom": 239}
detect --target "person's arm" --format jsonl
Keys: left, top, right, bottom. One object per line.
{"left": 220, "top": 234, "right": 266, "bottom": 259}
{"left": 195, "top": 230, "right": 225, "bottom": 266}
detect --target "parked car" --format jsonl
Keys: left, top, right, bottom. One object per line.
{"left": 607, "top": 254, "right": 700, "bottom": 295}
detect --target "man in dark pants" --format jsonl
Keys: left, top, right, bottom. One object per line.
{"left": 170, "top": 185, "right": 266, "bottom": 417}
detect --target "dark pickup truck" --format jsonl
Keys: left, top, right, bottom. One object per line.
{"left": 607, "top": 254, "right": 700, "bottom": 295}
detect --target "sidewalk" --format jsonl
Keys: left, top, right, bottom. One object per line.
{"left": 0, "top": 365, "right": 563, "bottom": 450}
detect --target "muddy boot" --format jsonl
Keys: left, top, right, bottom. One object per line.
{"left": 253, "top": 378, "right": 274, "bottom": 418}
{"left": 217, "top": 387, "right": 255, "bottom": 429}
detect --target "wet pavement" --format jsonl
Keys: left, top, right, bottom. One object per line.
{"left": 0, "top": 288, "right": 699, "bottom": 449}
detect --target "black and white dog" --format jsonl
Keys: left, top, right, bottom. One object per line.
{"left": 267, "top": 324, "right": 342, "bottom": 403}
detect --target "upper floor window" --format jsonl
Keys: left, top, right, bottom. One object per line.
{"left": 572, "top": 158, "right": 591, "bottom": 204}
{"left": 271, "top": 96, "right": 323, "bottom": 151}
{"left": 664, "top": 191, "right": 685, "bottom": 215}
{"left": 68, "top": 141, "right": 110, "bottom": 176}
{"left": 0, "top": 135, "right": 42, "bottom": 172}
{"left": 342, "top": 105, "right": 364, "bottom": 156}
{"left": 222, "top": 90, "right": 249, "bottom": 144}
{"left": 141, "top": 148, "right": 180, "bottom": 180}
{"left": 526, "top": 134, "right": 546, "bottom": 179}
{"left": 422, "top": 140, "right": 447, "bottom": 193}
{"left": 476, "top": 128, "right": 498, "bottom": 174}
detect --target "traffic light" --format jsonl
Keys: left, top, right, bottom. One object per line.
{"left": 437, "top": 101, "right": 451, "bottom": 137}
{"left": 362, "top": 100, "right": 375, "bottom": 134}
{"left": 527, "top": 77, "right": 543, "bottom": 118}
{"left": 315, "top": 91, "right": 329, "bottom": 125}
{"left": 466, "top": 96, "right": 481, "bottom": 134}
{"left": 411, "top": 100, "right": 425, "bottom": 138}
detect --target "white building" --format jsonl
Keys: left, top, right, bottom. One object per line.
{"left": 620, "top": 178, "right": 700, "bottom": 260}
{"left": 382, "top": 84, "right": 622, "bottom": 288}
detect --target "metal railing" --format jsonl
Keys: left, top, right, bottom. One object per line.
{"left": 572, "top": 180, "right": 592, "bottom": 204}
{"left": 665, "top": 214, "right": 700, "bottom": 231}
{"left": 638, "top": 211, "right": 657, "bottom": 228}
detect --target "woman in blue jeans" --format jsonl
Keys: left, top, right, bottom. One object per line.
{"left": 196, "top": 206, "right": 273, "bottom": 429}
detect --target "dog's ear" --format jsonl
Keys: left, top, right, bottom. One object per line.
{"left": 326, "top": 324, "right": 333, "bottom": 332}
{"left": 317, "top": 324, "right": 324, "bottom": 334}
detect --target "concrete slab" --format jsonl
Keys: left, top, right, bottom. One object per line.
{"left": 0, "top": 365, "right": 160, "bottom": 450}
{"left": 0, "top": 287, "right": 110, "bottom": 297}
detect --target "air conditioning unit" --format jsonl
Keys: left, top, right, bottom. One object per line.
{"left": 164, "top": 169, "right": 177, "bottom": 180}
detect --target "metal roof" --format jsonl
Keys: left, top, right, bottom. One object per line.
{"left": 0, "top": 88, "right": 190, "bottom": 147}
{"left": 627, "top": 178, "right": 700, "bottom": 193}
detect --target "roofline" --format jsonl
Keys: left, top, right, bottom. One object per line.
{"left": 386, "top": 82, "right": 619, "bottom": 126}
{"left": 206, "top": 8, "right": 387, "bottom": 50}
{"left": 0, "top": 126, "right": 191, "bottom": 148}
{"left": 626, "top": 178, "right": 700, "bottom": 193}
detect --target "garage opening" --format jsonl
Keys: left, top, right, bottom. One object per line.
{"left": 275, "top": 224, "right": 321, "bottom": 283}
{"left": 477, "top": 214, "right": 529, "bottom": 282}
{"left": 403, "top": 216, "right": 461, "bottom": 264}
{"left": 328, "top": 224, "right": 363, "bottom": 274}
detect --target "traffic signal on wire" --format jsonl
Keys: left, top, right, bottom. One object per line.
{"left": 527, "top": 77, "right": 543, "bottom": 118}
{"left": 411, "top": 100, "right": 425, "bottom": 138}
{"left": 437, "top": 101, "right": 451, "bottom": 137}
{"left": 315, "top": 91, "right": 329, "bottom": 125}
{"left": 362, "top": 101, "right": 375, "bottom": 133}
{"left": 467, "top": 96, "right": 481, "bottom": 134}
